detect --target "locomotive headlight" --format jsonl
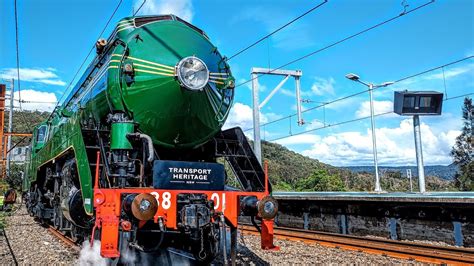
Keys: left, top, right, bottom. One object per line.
{"left": 176, "top": 56, "right": 209, "bottom": 91}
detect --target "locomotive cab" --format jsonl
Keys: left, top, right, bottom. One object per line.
{"left": 31, "top": 123, "right": 49, "bottom": 154}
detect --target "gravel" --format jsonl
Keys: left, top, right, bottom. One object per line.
{"left": 1, "top": 205, "right": 78, "bottom": 265}
{"left": 1, "top": 206, "right": 426, "bottom": 265}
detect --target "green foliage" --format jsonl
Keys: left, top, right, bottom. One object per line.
{"left": 454, "top": 162, "right": 474, "bottom": 191}
{"left": 260, "top": 140, "right": 351, "bottom": 191}
{"left": 259, "top": 140, "right": 456, "bottom": 192}
{"left": 296, "top": 169, "right": 345, "bottom": 191}
{"left": 5, "top": 163, "right": 24, "bottom": 190}
{"left": 451, "top": 97, "right": 474, "bottom": 191}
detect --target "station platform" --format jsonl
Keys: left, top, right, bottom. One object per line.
{"left": 273, "top": 191, "right": 474, "bottom": 204}
{"left": 269, "top": 191, "right": 474, "bottom": 247}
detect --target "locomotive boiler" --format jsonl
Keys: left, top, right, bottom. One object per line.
{"left": 23, "top": 15, "right": 278, "bottom": 264}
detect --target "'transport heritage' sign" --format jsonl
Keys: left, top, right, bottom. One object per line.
{"left": 153, "top": 160, "right": 225, "bottom": 190}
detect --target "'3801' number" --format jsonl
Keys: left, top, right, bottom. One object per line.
{"left": 149, "top": 192, "right": 226, "bottom": 211}
{"left": 150, "top": 191, "right": 171, "bottom": 210}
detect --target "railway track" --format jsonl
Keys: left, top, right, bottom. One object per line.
{"left": 46, "top": 226, "right": 81, "bottom": 252}
{"left": 240, "top": 224, "right": 474, "bottom": 265}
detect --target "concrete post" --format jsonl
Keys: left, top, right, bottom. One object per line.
{"left": 368, "top": 84, "right": 381, "bottom": 192}
{"left": 413, "top": 115, "right": 426, "bottom": 193}
{"left": 251, "top": 72, "right": 262, "bottom": 164}
{"left": 295, "top": 75, "right": 303, "bottom": 125}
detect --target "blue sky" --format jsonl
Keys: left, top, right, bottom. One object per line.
{"left": 1, "top": 0, "right": 473, "bottom": 166}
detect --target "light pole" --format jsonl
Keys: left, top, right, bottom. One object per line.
{"left": 345, "top": 73, "right": 394, "bottom": 193}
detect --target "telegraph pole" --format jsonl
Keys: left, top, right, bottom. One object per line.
{"left": 6, "top": 79, "right": 14, "bottom": 176}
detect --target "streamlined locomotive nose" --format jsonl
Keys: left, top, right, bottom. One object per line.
{"left": 112, "top": 18, "right": 234, "bottom": 148}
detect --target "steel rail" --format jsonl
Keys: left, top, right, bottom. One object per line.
{"left": 240, "top": 224, "right": 474, "bottom": 265}
{"left": 47, "top": 226, "right": 81, "bottom": 252}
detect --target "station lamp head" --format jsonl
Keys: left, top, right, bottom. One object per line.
{"left": 393, "top": 91, "right": 444, "bottom": 116}
{"left": 381, "top": 81, "right": 395, "bottom": 87}
{"left": 345, "top": 73, "right": 360, "bottom": 81}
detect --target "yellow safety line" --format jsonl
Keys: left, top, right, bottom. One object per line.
{"left": 209, "top": 76, "right": 228, "bottom": 80}
{"left": 135, "top": 68, "right": 175, "bottom": 77}
{"left": 209, "top": 80, "right": 224, "bottom": 85}
{"left": 133, "top": 63, "right": 175, "bottom": 73}
{"left": 107, "top": 66, "right": 119, "bottom": 70}
{"left": 110, "top": 60, "right": 121, "bottom": 63}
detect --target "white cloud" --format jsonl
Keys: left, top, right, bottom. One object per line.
{"left": 232, "top": 6, "right": 315, "bottom": 51}
{"left": 223, "top": 102, "right": 281, "bottom": 133}
{"left": 355, "top": 100, "right": 394, "bottom": 118}
{"left": 237, "top": 78, "right": 267, "bottom": 92}
{"left": 271, "top": 23, "right": 316, "bottom": 51}
{"left": 425, "top": 64, "right": 474, "bottom": 80}
{"left": 10, "top": 89, "right": 58, "bottom": 112}
{"left": 310, "top": 77, "right": 335, "bottom": 96}
{"left": 0, "top": 68, "right": 66, "bottom": 86}
{"left": 305, "top": 119, "right": 325, "bottom": 130}
{"left": 280, "top": 76, "right": 336, "bottom": 100}
{"left": 280, "top": 89, "right": 295, "bottom": 97}
{"left": 298, "top": 119, "right": 461, "bottom": 166}
{"left": 134, "top": 0, "right": 194, "bottom": 22}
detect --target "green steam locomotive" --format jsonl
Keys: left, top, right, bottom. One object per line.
{"left": 22, "top": 15, "right": 278, "bottom": 264}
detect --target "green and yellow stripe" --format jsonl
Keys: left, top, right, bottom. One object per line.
{"left": 209, "top": 72, "right": 229, "bottom": 85}
{"left": 109, "top": 54, "right": 175, "bottom": 77}
{"left": 116, "top": 19, "right": 135, "bottom": 33}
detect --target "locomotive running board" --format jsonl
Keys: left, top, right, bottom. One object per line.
{"left": 214, "top": 127, "right": 271, "bottom": 192}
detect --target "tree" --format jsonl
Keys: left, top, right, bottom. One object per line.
{"left": 297, "top": 169, "right": 346, "bottom": 191}
{"left": 5, "top": 163, "right": 24, "bottom": 190}
{"left": 451, "top": 97, "right": 474, "bottom": 191}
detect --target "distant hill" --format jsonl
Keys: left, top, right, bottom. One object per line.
{"left": 342, "top": 165, "right": 458, "bottom": 180}
{"left": 261, "top": 140, "right": 352, "bottom": 190}
{"left": 260, "top": 140, "right": 456, "bottom": 192}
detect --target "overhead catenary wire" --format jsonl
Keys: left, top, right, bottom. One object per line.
{"left": 133, "top": 0, "right": 147, "bottom": 16}
{"left": 13, "top": 0, "right": 32, "bottom": 133}
{"left": 268, "top": 92, "right": 473, "bottom": 142}
{"left": 226, "top": 0, "right": 328, "bottom": 61}
{"left": 269, "top": 111, "right": 394, "bottom": 142}
{"left": 393, "top": 55, "right": 473, "bottom": 83}
{"left": 14, "top": 0, "right": 21, "bottom": 110}
{"left": 244, "top": 55, "right": 474, "bottom": 132}
{"left": 52, "top": 0, "right": 124, "bottom": 115}
{"left": 235, "top": 0, "right": 436, "bottom": 89}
